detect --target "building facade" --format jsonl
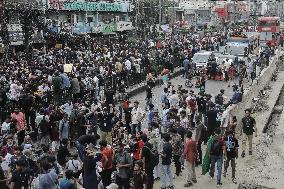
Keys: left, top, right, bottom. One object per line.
{"left": 46, "top": 0, "right": 134, "bottom": 35}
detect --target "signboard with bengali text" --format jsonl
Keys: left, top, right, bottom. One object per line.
{"left": 48, "top": 0, "right": 131, "bottom": 12}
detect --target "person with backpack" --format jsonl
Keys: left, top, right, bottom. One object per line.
{"left": 209, "top": 129, "right": 226, "bottom": 187}
{"left": 114, "top": 142, "right": 133, "bottom": 189}
{"left": 183, "top": 130, "right": 197, "bottom": 187}
{"left": 223, "top": 130, "right": 239, "bottom": 184}
{"left": 65, "top": 153, "right": 82, "bottom": 178}
{"left": 160, "top": 133, "right": 174, "bottom": 189}
{"left": 37, "top": 112, "right": 50, "bottom": 146}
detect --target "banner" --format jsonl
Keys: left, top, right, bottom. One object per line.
{"left": 48, "top": 1, "right": 131, "bottom": 12}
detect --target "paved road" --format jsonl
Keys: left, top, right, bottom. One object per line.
{"left": 130, "top": 75, "right": 241, "bottom": 189}
{"left": 130, "top": 75, "right": 237, "bottom": 112}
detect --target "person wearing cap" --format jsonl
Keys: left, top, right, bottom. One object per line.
{"left": 113, "top": 142, "right": 133, "bottom": 189}
{"left": 131, "top": 101, "right": 145, "bottom": 135}
{"left": 223, "top": 129, "right": 239, "bottom": 184}
{"left": 241, "top": 109, "right": 257, "bottom": 157}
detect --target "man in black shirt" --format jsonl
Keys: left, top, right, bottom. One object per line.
{"left": 97, "top": 105, "right": 117, "bottom": 144}
{"left": 224, "top": 130, "right": 239, "bottom": 184}
{"left": 241, "top": 109, "right": 257, "bottom": 157}
{"left": 160, "top": 133, "right": 174, "bottom": 189}
{"left": 141, "top": 134, "right": 154, "bottom": 189}
{"left": 206, "top": 104, "right": 217, "bottom": 139}
{"left": 196, "top": 93, "right": 206, "bottom": 119}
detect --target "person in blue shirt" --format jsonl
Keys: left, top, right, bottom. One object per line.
{"left": 59, "top": 170, "right": 77, "bottom": 189}
{"left": 60, "top": 72, "right": 71, "bottom": 90}
{"left": 229, "top": 86, "right": 242, "bottom": 105}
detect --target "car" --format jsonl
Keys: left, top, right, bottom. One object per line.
{"left": 192, "top": 51, "right": 215, "bottom": 68}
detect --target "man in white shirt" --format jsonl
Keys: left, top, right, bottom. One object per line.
{"left": 60, "top": 101, "right": 73, "bottom": 117}
{"left": 131, "top": 101, "right": 145, "bottom": 134}
{"left": 169, "top": 90, "right": 179, "bottom": 109}
{"left": 124, "top": 59, "right": 132, "bottom": 71}
{"left": 35, "top": 110, "right": 50, "bottom": 128}
{"left": 1, "top": 117, "right": 11, "bottom": 134}
{"left": 220, "top": 109, "right": 230, "bottom": 135}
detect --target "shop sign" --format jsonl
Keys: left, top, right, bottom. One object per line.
{"left": 49, "top": 0, "right": 130, "bottom": 12}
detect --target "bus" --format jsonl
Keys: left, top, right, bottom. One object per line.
{"left": 257, "top": 17, "right": 280, "bottom": 47}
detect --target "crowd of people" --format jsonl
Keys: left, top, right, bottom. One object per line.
{"left": 0, "top": 27, "right": 274, "bottom": 189}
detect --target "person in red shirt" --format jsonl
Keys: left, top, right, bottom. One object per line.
{"left": 99, "top": 140, "right": 114, "bottom": 188}
{"left": 11, "top": 108, "right": 27, "bottom": 145}
{"left": 133, "top": 133, "right": 144, "bottom": 161}
{"left": 183, "top": 130, "right": 197, "bottom": 187}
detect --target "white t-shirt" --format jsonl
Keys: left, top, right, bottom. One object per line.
{"left": 66, "top": 159, "right": 81, "bottom": 172}
{"left": 221, "top": 110, "right": 230, "bottom": 128}
{"left": 125, "top": 60, "right": 132, "bottom": 71}
{"left": 1, "top": 122, "right": 10, "bottom": 132}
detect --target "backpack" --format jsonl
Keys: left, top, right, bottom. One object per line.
{"left": 39, "top": 116, "right": 49, "bottom": 135}
{"left": 143, "top": 145, "right": 159, "bottom": 168}
{"left": 210, "top": 137, "right": 223, "bottom": 156}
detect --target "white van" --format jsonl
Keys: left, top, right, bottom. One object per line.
{"left": 192, "top": 51, "right": 215, "bottom": 68}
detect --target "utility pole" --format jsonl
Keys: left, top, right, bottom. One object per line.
{"left": 0, "top": 0, "right": 10, "bottom": 62}
{"left": 159, "top": 0, "right": 162, "bottom": 28}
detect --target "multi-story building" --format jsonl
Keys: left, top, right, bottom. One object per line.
{"left": 45, "top": 0, "right": 134, "bottom": 35}
{"left": 177, "top": 0, "right": 212, "bottom": 27}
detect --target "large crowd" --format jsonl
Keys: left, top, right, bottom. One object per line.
{"left": 0, "top": 27, "right": 275, "bottom": 189}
